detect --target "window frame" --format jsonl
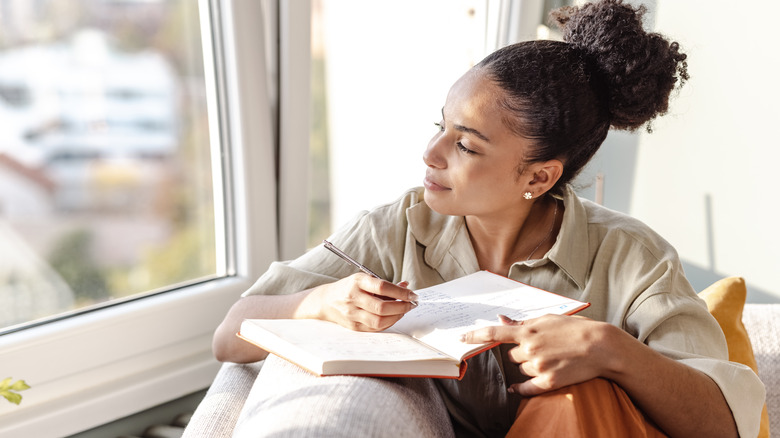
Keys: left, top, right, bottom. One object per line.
{"left": 0, "top": 0, "right": 309, "bottom": 434}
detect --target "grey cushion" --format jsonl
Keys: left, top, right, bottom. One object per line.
{"left": 232, "top": 355, "right": 454, "bottom": 437}
{"left": 743, "top": 303, "right": 779, "bottom": 435}
{"left": 181, "top": 361, "right": 263, "bottom": 438}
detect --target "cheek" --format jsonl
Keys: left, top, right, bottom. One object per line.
{"left": 469, "top": 161, "right": 522, "bottom": 189}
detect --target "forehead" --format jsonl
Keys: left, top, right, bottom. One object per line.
{"left": 443, "top": 69, "right": 511, "bottom": 134}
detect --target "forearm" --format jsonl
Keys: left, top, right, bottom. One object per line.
{"left": 212, "top": 289, "right": 323, "bottom": 363}
{"left": 603, "top": 327, "right": 737, "bottom": 438}
{"left": 212, "top": 275, "right": 415, "bottom": 363}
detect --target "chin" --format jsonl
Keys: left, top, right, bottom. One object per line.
{"left": 423, "top": 189, "right": 460, "bottom": 216}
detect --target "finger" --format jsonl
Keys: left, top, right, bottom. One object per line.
{"left": 359, "top": 294, "right": 417, "bottom": 317}
{"left": 508, "top": 377, "right": 550, "bottom": 397}
{"left": 344, "top": 318, "right": 386, "bottom": 333}
{"left": 394, "top": 281, "right": 419, "bottom": 305}
{"left": 460, "top": 325, "right": 521, "bottom": 344}
{"left": 358, "top": 275, "right": 419, "bottom": 303}
{"left": 518, "top": 360, "right": 536, "bottom": 376}
{"left": 352, "top": 309, "right": 406, "bottom": 332}
{"left": 505, "top": 345, "right": 527, "bottom": 365}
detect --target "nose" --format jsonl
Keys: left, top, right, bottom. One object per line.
{"left": 423, "top": 132, "right": 447, "bottom": 169}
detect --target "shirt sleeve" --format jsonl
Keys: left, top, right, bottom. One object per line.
{"left": 624, "top": 263, "right": 766, "bottom": 438}
{"left": 241, "top": 189, "right": 417, "bottom": 298}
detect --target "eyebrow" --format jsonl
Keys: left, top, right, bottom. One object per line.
{"left": 441, "top": 108, "right": 491, "bottom": 143}
{"left": 455, "top": 124, "right": 490, "bottom": 143}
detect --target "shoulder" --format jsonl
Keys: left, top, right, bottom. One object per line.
{"left": 371, "top": 187, "right": 426, "bottom": 214}
{"left": 572, "top": 194, "right": 701, "bottom": 315}
{"left": 356, "top": 187, "right": 459, "bottom": 249}
{"left": 330, "top": 187, "right": 430, "bottom": 251}
{"left": 354, "top": 187, "right": 426, "bottom": 229}
{"left": 554, "top": 186, "right": 688, "bottom": 296}
{"left": 579, "top": 196, "right": 679, "bottom": 263}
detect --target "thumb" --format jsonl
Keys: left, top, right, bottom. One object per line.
{"left": 508, "top": 378, "right": 548, "bottom": 397}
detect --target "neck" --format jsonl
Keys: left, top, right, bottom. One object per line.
{"left": 466, "top": 196, "right": 561, "bottom": 275}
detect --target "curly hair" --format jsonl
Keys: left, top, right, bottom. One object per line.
{"left": 476, "top": 0, "right": 688, "bottom": 194}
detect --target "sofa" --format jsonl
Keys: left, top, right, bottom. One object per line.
{"left": 183, "top": 283, "right": 779, "bottom": 437}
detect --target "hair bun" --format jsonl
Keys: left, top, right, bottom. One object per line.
{"left": 551, "top": 0, "right": 688, "bottom": 131}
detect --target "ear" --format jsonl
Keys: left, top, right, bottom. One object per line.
{"left": 527, "top": 159, "right": 563, "bottom": 195}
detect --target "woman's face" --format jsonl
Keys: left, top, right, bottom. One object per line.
{"left": 423, "top": 69, "right": 536, "bottom": 219}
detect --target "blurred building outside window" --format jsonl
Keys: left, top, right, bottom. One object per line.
{"left": 0, "top": 0, "right": 219, "bottom": 331}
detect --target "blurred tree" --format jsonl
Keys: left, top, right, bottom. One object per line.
{"left": 135, "top": 204, "right": 216, "bottom": 291}
{"left": 48, "top": 229, "right": 109, "bottom": 304}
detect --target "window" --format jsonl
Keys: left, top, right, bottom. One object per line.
{"left": 0, "top": 0, "right": 219, "bottom": 333}
{"left": 0, "top": 1, "right": 280, "bottom": 435}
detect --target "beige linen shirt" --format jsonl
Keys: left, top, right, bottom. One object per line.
{"left": 243, "top": 185, "right": 765, "bottom": 437}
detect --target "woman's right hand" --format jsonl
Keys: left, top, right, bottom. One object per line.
{"left": 304, "top": 273, "right": 419, "bottom": 332}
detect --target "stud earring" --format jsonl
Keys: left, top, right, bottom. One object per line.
{"left": 523, "top": 192, "right": 533, "bottom": 200}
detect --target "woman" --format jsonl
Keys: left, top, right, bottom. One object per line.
{"left": 213, "top": 1, "right": 764, "bottom": 436}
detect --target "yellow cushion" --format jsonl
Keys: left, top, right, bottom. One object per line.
{"left": 698, "top": 276, "right": 769, "bottom": 438}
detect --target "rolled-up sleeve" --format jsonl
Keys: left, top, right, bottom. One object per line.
{"left": 626, "top": 289, "right": 766, "bottom": 438}
{"left": 556, "top": 189, "right": 767, "bottom": 438}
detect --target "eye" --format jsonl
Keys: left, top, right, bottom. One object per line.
{"left": 456, "top": 142, "right": 476, "bottom": 155}
{"left": 434, "top": 121, "right": 476, "bottom": 154}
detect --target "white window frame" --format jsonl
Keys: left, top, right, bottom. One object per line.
{"left": 0, "top": 1, "right": 311, "bottom": 435}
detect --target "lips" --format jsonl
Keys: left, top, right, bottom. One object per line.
{"left": 423, "top": 173, "right": 450, "bottom": 191}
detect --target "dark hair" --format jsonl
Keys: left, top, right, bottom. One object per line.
{"left": 476, "top": 0, "right": 688, "bottom": 194}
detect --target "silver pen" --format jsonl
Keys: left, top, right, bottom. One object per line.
{"left": 323, "top": 240, "right": 418, "bottom": 306}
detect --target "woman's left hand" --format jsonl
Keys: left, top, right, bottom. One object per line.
{"left": 460, "top": 314, "right": 620, "bottom": 396}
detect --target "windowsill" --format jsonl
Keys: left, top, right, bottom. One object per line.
{"left": 0, "top": 275, "right": 253, "bottom": 437}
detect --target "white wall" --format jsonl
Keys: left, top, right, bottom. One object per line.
{"left": 322, "top": 0, "right": 488, "bottom": 228}
{"left": 578, "top": 1, "right": 780, "bottom": 302}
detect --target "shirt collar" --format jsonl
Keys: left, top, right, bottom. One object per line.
{"left": 544, "top": 185, "right": 590, "bottom": 289}
{"left": 406, "top": 185, "right": 590, "bottom": 288}
{"left": 406, "top": 190, "right": 480, "bottom": 281}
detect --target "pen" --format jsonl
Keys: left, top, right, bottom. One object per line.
{"left": 323, "top": 239, "right": 418, "bottom": 306}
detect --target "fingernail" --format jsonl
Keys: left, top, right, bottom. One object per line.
{"left": 459, "top": 334, "right": 467, "bottom": 342}
{"left": 409, "top": 292, "right": 420, "bottom": 301}
{"left": 507, "top": 387, "right": 516, "bottom": 394}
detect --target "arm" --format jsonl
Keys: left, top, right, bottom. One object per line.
{"left": 602, "top": 322, "right": 737, "bottom": 438}
{"left": 461, "top": 315, "right": 737, "bottom": 438}
{"left": 212, "top": 291, "right": 311, "bottom": 363}
{"left": 212, "top": 274, "right": 417, "bottom": 363}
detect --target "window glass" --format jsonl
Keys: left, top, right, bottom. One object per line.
{"left": 0, "top": 0, "right": 219, "bottom": 331}
{"left": 308, "top": 0, "right": 331, "bottom": 246}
